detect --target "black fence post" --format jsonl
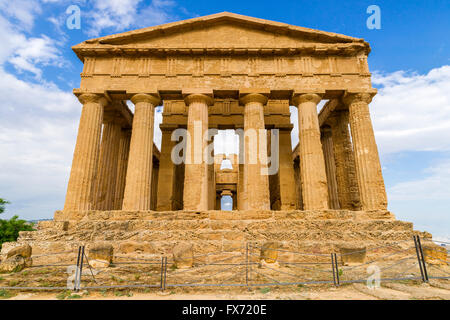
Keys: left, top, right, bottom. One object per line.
{"left": 160, "top": 256, "right": 165, "bottom": 291}
{"left": 413, "top": 235, "right": 426, "bottom": 282}
{"left": 76, "top": 246, "right": 85, "bottom": 291}
{"left": 163, "top": 257, "right": 167, "bottom": 291}
{"left": 417, "top": 236, "right": 429, "bottom": 282}
{"left": 333, "top": 253, "right": 340, "bottom": 286}
{"left": 245, "top": 243, "right": 249, "bottom": 288}
{"left": 331, "top": 253, "right": 337, "bottom": 286}
{"left": 74, "top": 246, "right": 82, "bottom": 291}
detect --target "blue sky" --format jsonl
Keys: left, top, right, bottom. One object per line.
{"left": 0, "top": 1, "right": 449, "bottom": 241}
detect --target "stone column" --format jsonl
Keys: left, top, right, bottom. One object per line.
{"left": 293, "top": 158, "right": 303, "bottom": 210}
{"left": 236, "top": 125, "right": 245, "bottom": 210}
{"left": 150, "top": 160, "right": 159, "bottom": 210}
{"left": 156, "top": 125, "right": 177, "bottom": 210}
{"left": 208, "top": 133, "right": 217, "bottom": 210}
{"left": 232, "top": 192, "right": 237, "bottom": 210}
{"left": 292, "top": 93, "right": 328, "bottom": 210}
{"left": 93, "top": 114, "right": 122, "bottom": 210}
{"left": 122, "top": 93, "right": 160, "bottom": 211}
{"left": 114, "top": 129, "right": 131, "bottom": 210}
{"left": 320, "top": 126, "right": 340, "bottom": 209}
{"left": 183, "top": 94, "right": 213, "bottom": 211}
{"left": 278, "top": 126, "right": 297, "bottom": 210}
{"left": 328, "top": 110, "right": 361, "bottom": 210}
{"left": 344, "top": 92, "right": 387, "bottom": 210}
{"left": 240, "top": 93, "right": 271, "bottom": 210}
{"left": 215, "top": 193, "right": 221, "bottom": 210}
{"left": 64, "top": 93, "right": 107, "bottom": 211}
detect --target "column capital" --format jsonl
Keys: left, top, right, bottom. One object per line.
{"left": 77, "top": 93, "right": 108, "bottom": 106}
{"left": 239, "top": 93, "right": 268, "bottom": 106}
{"left": 274, "top": 123, "right": 294, "bottom": 132}
{"left": 321, "top": 125, "right": 332, "bottom": 134}
{"left": 291, "top": 93, "right": 323, "bottom": 106}
{"left": 184, "top": 93, "right": 214, "bottom": 106}
{"left": 130, "top": 93, "right": 161, "bottom": 106}
{"left": 159, "top": 123, "right": 179, "bottom": 132}
{"left": 342, "top": 90, "right": 377, "bottom": 106}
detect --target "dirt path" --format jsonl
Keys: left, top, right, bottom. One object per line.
{"left": 3, "top": 280, "right": 450, "bottom": 300}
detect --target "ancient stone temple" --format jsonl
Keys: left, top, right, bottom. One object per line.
{"left": 1, "top": 13, "right": 429, "bottom": 262}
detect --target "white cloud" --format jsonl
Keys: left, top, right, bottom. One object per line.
{"left": 0, "top": 67, "right": 80, "bottom": 220}
{"left": 388, "top": 157, "right": 450, "bottom": 201}
{"left": 0, "top": 11, "right": 65, "bottom": 78}
{"left": 85, "top": 0, "right": 178, "bottom": 37}
{"left": 371, "top": 65, "right": 450, "bottom": 155}
{"left": 0, "top": 0, "right": 42, "bottom": 31}
{"left": 9, "top": 35, "right": 65, "bottom": 77}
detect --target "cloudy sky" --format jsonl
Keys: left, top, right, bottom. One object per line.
{"left": 0, "top": 0, "right": 449, "bottom": 241}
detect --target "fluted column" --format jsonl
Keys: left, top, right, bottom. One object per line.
{"left": 278, "top": 127, "right": 297, "bottom": 210}
{"left": 237, "top": 125, "right": 245, "bottom": 210}
{"left": 240, "top": 93, "right": 271, "bottom": 210}
{"left": 292, "top": 93, "right": 328, "bottom": 210}
{"left": 93, "top": 115, "right": 121, "bottom": 210}
{"left": 321, "top": 127, "right": 340, "bottom": 209}
{"left": 150, "top": 160, "right": 159, "bottom": 210}
{"left": 183, "top": 94, "right": 213, "bottom": 211}
{"left": 232, "top": 192, "right": 237, "bottom": 210}
{"left": 344, "top": 92, "right": 387, "bottom": 210}
{"left": 114, "top": 129, "right": 131, "bottom": 209}
{"left": 122, "top": 93, "right": 160, "bottom": 211}
{"left": 329, "top": 110, "right": 361, "bottom": 210}
{"left": 64, "top": 93, "right": 107, "bottom": 211}
{"left": 156, "top": 125, "right": 177, "bottom": 210}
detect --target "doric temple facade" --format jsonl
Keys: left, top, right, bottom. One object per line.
{"left": 64, "top": 12, "right": 387, "bottom": 214}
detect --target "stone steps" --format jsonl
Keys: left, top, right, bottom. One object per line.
{"left": 35, "top": 219, "right": 413, "bottom": 233}
{"left": 8, "top": 238, "right": 415, "bottom": 262}
{"left": 0, "top": 210, "right": 424, "bottom": 268}
{"left": 20, "top": 226, "right": 414, "bottom": 242}
{"left": 53, "top": 209, "right": 395, "bottom": 222}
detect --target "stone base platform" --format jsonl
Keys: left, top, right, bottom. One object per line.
{"left": 0, "top": 209, "right": 430, "bottom": 265}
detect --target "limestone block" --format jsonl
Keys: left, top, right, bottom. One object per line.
{"left": 172, "top": 243, "right": 194, "bottom": 268}
{"left": 260, "top": 241, "right": 280, "bottom": 264}
{"left": 0, "top": 255, "right": 32, "bottom": 273}
{"left": 118, "top": 241, "right": 155, "bottom": 254}
{"left": 422, "top": 244, "right": 448, "bottom": 265}
{"left": 6, "top": 244, "right": 32, "bottom": 259}
{"left": 88, "top": 243, "right": 113, "bottom": 268}
{"left": 339, "top": 246, "right": 366, "bottom": 266}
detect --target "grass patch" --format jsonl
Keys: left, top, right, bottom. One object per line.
{"left": 67, "top": 294, "right": 82, "bottom": 299}
{"left": 111, "top": 275, "right": 125, "bottom": 283}
{"left": 8, "top": 280, "right": 19, "bottom": 287}
{"left": 0, "top": 289, "right": 13, "bottom": 299}
{"left": 260, "top": 287, "right": 271, "bottom": 294}
{"left": 114, "top": 290, "right": 133, "bottom": 297}
{"left": 56, "top": 290, "right": 72, "bottom": 300}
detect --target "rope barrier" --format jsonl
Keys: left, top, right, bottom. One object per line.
{"left": 247, "top": 252, "right": 332, "bottom": 274}
{"left": 1, "top": 237, "right": 447, "bottom": 291}
{"left": 342, "top": 247, "right": 416, "bottom": 271}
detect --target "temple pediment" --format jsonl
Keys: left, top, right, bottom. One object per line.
{"left": 73, "top": 12, "right": 370, "bottom": 59}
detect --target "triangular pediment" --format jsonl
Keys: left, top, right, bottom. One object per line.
{"left": 73, "top": 12, "right": 369, "bottom": 56}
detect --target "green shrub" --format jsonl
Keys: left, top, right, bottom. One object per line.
{"left": 0, "top": 199, "right": 35, "bottom": 249}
